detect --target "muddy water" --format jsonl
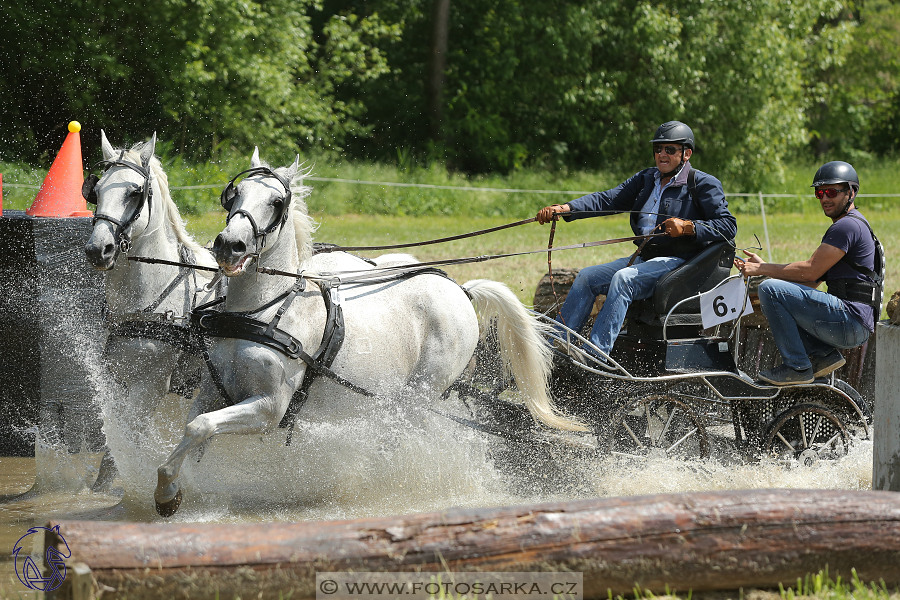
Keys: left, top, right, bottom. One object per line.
{"left": 0, "top": 391, "right": 874, "bottom": 598}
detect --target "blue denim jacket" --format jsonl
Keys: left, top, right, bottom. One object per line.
{"left": 564, "top": 162, "right": 737, "bottom": 258}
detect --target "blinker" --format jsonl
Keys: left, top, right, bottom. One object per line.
{"left": 82, "top": 174, "right": 100, "bottom": 205}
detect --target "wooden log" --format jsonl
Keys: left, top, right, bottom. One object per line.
{"left": 46, "top": 489, "right": 900, "bottom": 600}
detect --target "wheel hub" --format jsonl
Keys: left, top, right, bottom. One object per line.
{"left": 798, "top": 448, "right": 819, "bottom": 467}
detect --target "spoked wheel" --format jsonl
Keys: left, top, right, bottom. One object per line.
{"left": 604, "top": 395, "right": 709, "bottom": 460}
{"left": 762, "top": 403, "right": 850, "bottom": 466}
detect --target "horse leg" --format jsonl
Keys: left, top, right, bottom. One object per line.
{"left": 154, "top": 392, "right": 285, "bottom": 517}
{"left": 91, "top": 451, "right": 119, "bottom": 493}
{"left": 96, "top": 340, "right": 181, "bottom": 492}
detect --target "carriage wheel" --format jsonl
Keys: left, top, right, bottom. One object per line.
{"left": 604, "top": 395, "right": 709, "bottom": 460}
{"left": 762, "top": 403, "right": 850, "bottom": 466}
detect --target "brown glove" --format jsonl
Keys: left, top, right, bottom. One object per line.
{"left": 536, "top": 204, "right": 568, "bottom": 225}
{"left": 662, "top": 217, "right": 695, "bottom": 237}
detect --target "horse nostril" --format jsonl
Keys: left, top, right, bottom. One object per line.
{"left": 232, "top": 241, "right": 246, "bottom": 255}
{"left": 212, "top": 234, "right": 225, "bottom": 254}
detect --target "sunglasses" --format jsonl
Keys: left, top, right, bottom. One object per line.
{"left": 653, "top": 145, "right": 681, "bottom": 155}
{"left": 815, "top": 186, "right": 850, "bottom": 200}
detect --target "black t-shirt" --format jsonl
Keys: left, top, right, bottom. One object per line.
{"left": 821, "top": 209, "right": 877, "bottom": 332}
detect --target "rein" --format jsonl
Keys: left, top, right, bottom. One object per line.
{"left": 314, "top": 217, "right": 537, "bottom": 253}
{"left": 126, "top": 232, "right": 668, "bottom": 287}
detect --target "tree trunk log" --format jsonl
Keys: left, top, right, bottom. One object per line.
{"left": 46, "top": 489, "right": 900, "bottom": 600}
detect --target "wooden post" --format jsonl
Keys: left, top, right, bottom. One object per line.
{"left": 758, "top": 191, "right": 772, "bottom": 262}
{"left": 46, "top": 489, "right": 900, "bottom": 600}
{"left": 427, "top": 0, "right": 450, "bottom": 142}
{"left": 874, "top": 321, "right": 900, "bottom": 491}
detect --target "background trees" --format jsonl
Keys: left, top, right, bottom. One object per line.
{"left": 1, "top": 0, "right": 898, "bottom": 189}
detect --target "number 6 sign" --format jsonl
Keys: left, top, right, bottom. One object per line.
{"left": 699, "top": 277, "right": 753, "bottom": 329}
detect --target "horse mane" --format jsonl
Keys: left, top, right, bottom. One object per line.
{"left": 260, "top": 159, "right": 317, "bottom": 263}
{"left": 121, "top": 144, "right": 217, "bottom": 268}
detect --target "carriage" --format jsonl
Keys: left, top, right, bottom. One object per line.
{"left": 84, "top": 135, "right": 872, "bottom": 516}
{"left": 454, "top": 240, "right": 871, "bottom": 468}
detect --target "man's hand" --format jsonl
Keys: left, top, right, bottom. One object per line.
{"left": 734, "top": 249, "right": 764, "bottom": 277}
{"left": 536, "top": 204, "right": 570, "bottom": 225}
{"left": 662, "top": 217, "right": 695, "bottom": 237}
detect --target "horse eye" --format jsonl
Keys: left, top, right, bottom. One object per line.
{"left": 273, "top": 199, "right": 284, "bottom": 210}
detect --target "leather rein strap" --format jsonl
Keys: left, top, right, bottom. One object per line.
{"left": 314, "top": 217, "right": 537, "bottom": 253}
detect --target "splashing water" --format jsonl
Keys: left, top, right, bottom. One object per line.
{"left": 93, "top": 383, "right": 875, "bottom": 524}
{"left": 8, "top": 334, "right": 867, "bottom": 524}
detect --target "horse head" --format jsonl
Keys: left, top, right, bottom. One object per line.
{"left": 213, "top": 148, "right": 301, "bottom": 276}
{"left": 84, "top": 131, "right": 159, "bottom": 270}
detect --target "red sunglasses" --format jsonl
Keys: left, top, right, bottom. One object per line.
{"left": 815, "top": 186, "right": 850, "bottom": 200}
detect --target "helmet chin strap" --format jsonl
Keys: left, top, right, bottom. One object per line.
{"left": 838, "top": 188, "right": 856, "bottom": 217}
{"left": 661, "top": 159, "right": 686, "bottom": 179}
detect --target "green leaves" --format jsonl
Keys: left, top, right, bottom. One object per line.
{"left": 2, "top": 0, "right": 898, "bottom": 187}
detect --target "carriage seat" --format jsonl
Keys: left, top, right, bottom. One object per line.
{"left": 626, "top": 241, "right": 735, "bottom": 335}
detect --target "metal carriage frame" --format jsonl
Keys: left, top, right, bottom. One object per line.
{"left": 455, "top": 240, "right": 871, "bottom": 468}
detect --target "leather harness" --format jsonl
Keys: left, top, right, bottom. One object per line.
{"left": 192, "top": 265, "right": 457, "bottom": 444}
{"left": 107, "top": 246, "right": 206, "bottom": 355}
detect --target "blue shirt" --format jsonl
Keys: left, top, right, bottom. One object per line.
{"left": 636, "top": 172, "right": 674, "bottom": 235}
{"left": 822, "top": 209, "right": 878, "bottom": 332}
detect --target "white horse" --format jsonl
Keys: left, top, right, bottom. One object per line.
{"left": 84, "top": 132, "right": 220, "bottom": 490}
{"left": 152, "top": 149, "right": 585, "bottom": 516}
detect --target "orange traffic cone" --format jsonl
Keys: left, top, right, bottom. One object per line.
{"left": 27, "top": 121, "right": 94, "bottom": 218}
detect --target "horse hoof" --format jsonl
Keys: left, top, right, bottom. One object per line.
{"left": 155, "top": 489, "right": 182, "bottom": 518}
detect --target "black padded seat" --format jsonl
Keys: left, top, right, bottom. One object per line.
{"left": 626, "top": 241, "right": 735, "bottom": 335}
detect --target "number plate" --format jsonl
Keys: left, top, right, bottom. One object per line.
{"left": 699, "top": 277, "right": 753, "bottom": 329}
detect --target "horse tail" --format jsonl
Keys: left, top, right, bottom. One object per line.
{"left": 462, "top": 279, "right": 588, "bottom": 432}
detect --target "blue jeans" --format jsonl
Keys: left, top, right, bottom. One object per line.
{"left": 555, "top": 255, "right": 686, "bottom": 355}
{"left": 757, "top": 279, "right": 870, "bottom": 370}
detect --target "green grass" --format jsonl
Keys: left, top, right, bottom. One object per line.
{"left": 3, "top": 153, "right": 900, "bottom": 218}
{"left": 3, "top": 155, "right": 897, "bottom": 312}
{"left": 181, "top": 208, "right": 899, "bottom": 316}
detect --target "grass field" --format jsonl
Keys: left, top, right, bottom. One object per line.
{"left": 180, "top": 208, "right": 899, "bottom": 316}
{"left": 2, "top": 154, "right": 897, "bottom": 311}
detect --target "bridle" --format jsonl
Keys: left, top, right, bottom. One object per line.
{"left": 220, "top": 167, "right": 292, "bottom": 249}
{"left": 83, "top": 151, "right": 153, "bottom": 253}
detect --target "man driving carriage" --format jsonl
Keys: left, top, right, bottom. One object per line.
{"left": 735, "top": 161, "right": 882, "bottom": 386}
{"left": 535, "top": 121, "right": 737, "bottom": 362}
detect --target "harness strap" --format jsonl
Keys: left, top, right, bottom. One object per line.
{"left": 194, "top": 279, "right": 375, "bottom": 441}
{"left": 142, "top": 246, "right": 196, "bottom": 314}
{"left": 837, "top": 213, "right": 884, "bottom": 284}
{"left": 825, "top": 212, "right": 885, "bottom": 310}
{"left": 109, "top": 320, "right": 201, "bottom": 355}
{"left": 266, "top": 278, "right": 306, "bottom": 339}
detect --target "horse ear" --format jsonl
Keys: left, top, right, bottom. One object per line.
{"left": 100, "top": 130, "right": 115, "bottom": 160}
{"left": 286, "top": 155, "right": 300, "bottom": 182}
{"left": 139, "top": 132, "right": 157, "bottom": 168}
{"left": 250, "top": 147, "right": 262, "bottom": 168}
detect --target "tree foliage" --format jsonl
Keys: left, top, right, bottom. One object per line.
{"left": 0, "top": 0, "right": 395, "bottom": 162}
{"left": 1, "top": 0, "right": 898, "bottom": 189}
{"left": 342, "top": 0, "right": 855, "bottom": 189}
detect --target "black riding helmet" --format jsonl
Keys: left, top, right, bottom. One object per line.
{"left": 650, "top": 121, "right": 695, "bottom": 150}
{"left": 811, "top": 160, "right": 860, "bottom": 192}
